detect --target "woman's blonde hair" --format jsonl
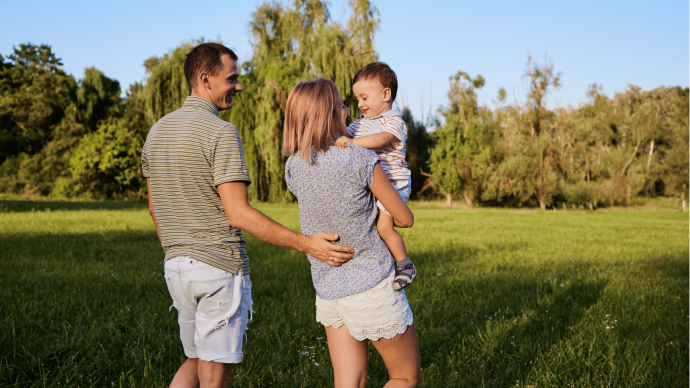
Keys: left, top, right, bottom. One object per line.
{"left": 283, "top": 78, "right": 341, "bottom": 161}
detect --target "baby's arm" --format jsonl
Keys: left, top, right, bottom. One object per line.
{"left": 340, "top": 132, "right": 397, "bottom": 150}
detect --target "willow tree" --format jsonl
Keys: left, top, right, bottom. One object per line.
{"left": 142, "top": 43, "right": 193, "bottom": 123}
{"left": 224, "top": 0, "right": 379, "bottom": 202}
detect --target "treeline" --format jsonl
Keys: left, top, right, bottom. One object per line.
{"left": 0, "top": 0, "right": 687, "bottom": 208}
{"left": 425, "top": 63, "right": 689, "bottom": 209}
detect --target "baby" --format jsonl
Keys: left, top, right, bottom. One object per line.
{"left": 335, "top": 62, "right": 416, "bottom": 291}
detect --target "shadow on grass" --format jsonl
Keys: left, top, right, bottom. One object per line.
{"left": 3, "top": 230, "right": 683, "bottom": 387}
{"left": 0, "top": 230, "right": 173, "bottom": 386}
{"left": 0, "top": 199, "right": 148, "bottom": 213}
{"left": 403, "top": 243, "right": 607, "bottom": 385}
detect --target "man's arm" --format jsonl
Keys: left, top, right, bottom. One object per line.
{"left": 218, "top": 182, "right": 354, "bottom": 266}
{"left": 146, "top": 178, "right": 162, "bottom": 244}
{"left": 336, "top": 132, "right": 397, "bottom": 150}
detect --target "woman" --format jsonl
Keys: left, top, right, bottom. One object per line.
{"left": 283, "top": 78, "right": 420, "bottom": 388}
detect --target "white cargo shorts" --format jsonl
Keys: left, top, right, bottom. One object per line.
{"left": 164, "top": 257, "right": 253, "bottom": 364}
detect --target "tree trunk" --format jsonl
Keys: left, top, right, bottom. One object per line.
{"left": 682, "top": 186, "right": 686, "bottom": 211}
{"left": 539, "top": 199, "right": 546, "bottom": 211}
{"left": 445, "top": 193, "right": 452, "bottom": 207}
{"left": 646, "top": 140, "right": 654, "bottom": 173}
{"left": 463, "top": 191, "right": 473, "bottom": 206}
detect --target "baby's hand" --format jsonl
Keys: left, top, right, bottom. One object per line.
{"left": 335, "top": 136, "right": 353, "bottom": 149}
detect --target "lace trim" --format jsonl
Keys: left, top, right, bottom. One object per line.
{"left": 316, "top": 271, "right": 414, "bottom": 341}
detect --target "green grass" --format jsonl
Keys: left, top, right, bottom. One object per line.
{"left": 0, "top": 200, "right": 687, "bottom": 387}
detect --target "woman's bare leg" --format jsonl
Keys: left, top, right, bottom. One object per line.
{"left": 370, "top": 324, "right": 420, "bottom": 388}
{"left": 324, "top": 325, "right": 369, "bottom": 388}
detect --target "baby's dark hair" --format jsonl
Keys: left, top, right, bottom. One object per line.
{"left": 352, "top": 62, "right": 398, "bottom": 102}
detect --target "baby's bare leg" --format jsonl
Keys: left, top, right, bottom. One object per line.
{"left": 377, "top": 211, "right": 408, "bottom": 262}
{"left": 378, "top": 210, "right": 417, "bottom": 291}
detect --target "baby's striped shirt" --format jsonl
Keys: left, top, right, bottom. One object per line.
{"left": 347, "top": 109, "right": 411, "bottom": 181}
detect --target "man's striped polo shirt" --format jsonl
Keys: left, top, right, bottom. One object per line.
{"left": 141, "top": 96, "right": 251, "bottom": 275}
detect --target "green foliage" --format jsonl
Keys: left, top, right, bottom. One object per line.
{"left": 428, "top": 117, "right": 464, "bottom": 202}
{"left": 402, "top": 107, "right": 434, "bottom": 198}
{"left": 428, "top": 71, "right": 495, "bottom": 205}
{"left": 223, "top": 0, "right": 379, "bottom": 202}
{"left": 0, "top": 203, "right": 687, "bottom": 386}
{"left": 425, "top": 56, "right": 689, "bottom": 209}
{"left": 142, "top": 43, "right": 193, "bottom": 123}
{"left": 75, "top": 67, "right": 122, "bottom": 132}
{"left": 0, "top": 43, "right": 148, "bottom": 198}
{"left": 0, "top": 44, "right": 76, "bottom": 163}
{"left": 69, "top": 119, "right": 145, "bottom": 198}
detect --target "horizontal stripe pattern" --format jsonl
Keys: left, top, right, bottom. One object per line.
{"left": 347, "top": 114, "right": 411, "bottom": 180}
{"left": 141, "top": 96, "right": 251, "bottom": 275}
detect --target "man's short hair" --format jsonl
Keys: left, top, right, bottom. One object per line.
{"left": 184, "top": 43, "right": 238, "bottom": 90}
{"left": 352, "top": 62, "right": 398, "bottom": 102}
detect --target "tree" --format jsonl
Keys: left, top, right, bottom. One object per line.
{"left": 426, "top": 71, "right": 492, "bottom": 206}
{"left": 485, "top": 56, "right": 562, "bottom": 210}
{"left": 0, "top": 44, "right": 76, "bottom": 164}
{"left": 523, "top": 55, "right": 561, "bottom": 136}
{"left": 438, "top": 71, "right": 486, "bottom": 137}
{"left": 224, "top": 0, "right": 379, "bottom": 202}
{"left": 401, "top": 107, "right": 433, "bottom": 199}
{"left": 75, "top": 67, "right": 122, "bottom": 132}
{"left": 68, "top": 82, "right": 149, "bottom": 198}
{"left": 69, "top": 119, "right": 144, "bottom": 198}
{"left": 142, "top": 43, "right": 194, "bottom": 124}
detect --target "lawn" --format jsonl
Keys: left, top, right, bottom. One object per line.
{"left": 0, "top": 200, "right": 687, "bottom": 387}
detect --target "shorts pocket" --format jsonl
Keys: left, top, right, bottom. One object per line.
{"left": 190, "top": 276, "right": 235, "bottom": 319}
{"left": 164, "top": 272, "right": 180, "bottom": 311}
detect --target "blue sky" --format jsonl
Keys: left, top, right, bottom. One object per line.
{"left": 1, "top": 0, "right": 687, "bottom": 123}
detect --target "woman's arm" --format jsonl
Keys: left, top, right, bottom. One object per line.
{"left": 370, "top": 163, "right": 414, "bottom": 228}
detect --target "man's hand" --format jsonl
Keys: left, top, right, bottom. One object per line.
{"left": 303, "top": 233, "right": 354, "bottom": 266}
{"left": 218, "top": 182, "right": 354, "bottom": 266}
{"left": 335, "top": 136, "right": 353, "bottom": 149}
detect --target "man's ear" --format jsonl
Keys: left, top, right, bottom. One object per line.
{"left": 383, "top": 87, "right": 392, "bottom": 103}
{"left": 200, "top": 72, "right": 211, "bottom": 90}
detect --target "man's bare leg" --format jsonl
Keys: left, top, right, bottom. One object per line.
{"left": 198, "top": 360, "right": 233, "bottom": 388}
{"left": 169, "top": 358, "right": 232, "bottom": 388}
{"left": 170, "top": 358, "right": 199, "bottom": 388}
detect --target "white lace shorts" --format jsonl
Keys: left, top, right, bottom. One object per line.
{"left": 315, "top": 269, "right": 414, "bottom": 341}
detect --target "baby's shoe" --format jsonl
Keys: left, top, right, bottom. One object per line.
{"left": 392, "top": 258, "right": 416, "bottom": 291}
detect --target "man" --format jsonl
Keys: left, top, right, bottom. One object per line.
{"left": 141, "top": 42, "right": 354, "bottom": 388}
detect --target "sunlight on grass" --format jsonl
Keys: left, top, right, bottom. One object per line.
{"left": 0, "top": 202, "right": 687, "bottom": 387}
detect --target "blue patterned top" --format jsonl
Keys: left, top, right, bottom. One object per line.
{"left": 285, "top": 145, "right": 395, "bottom": 300}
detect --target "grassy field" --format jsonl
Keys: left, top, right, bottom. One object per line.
{"left": 0, "top": 200, "right": 687, "bottom": 387}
